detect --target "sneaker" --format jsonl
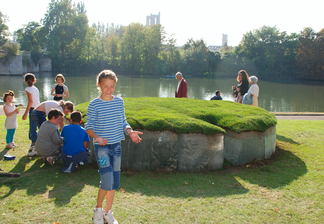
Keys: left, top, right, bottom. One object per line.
{"left": 46, "top": 156, "right": 55, "bottom": 165}
{"left": 6, "top": 143, "right": 13, "bottom": 149}
{"left": 28, "top": 145, "right": 35, "bottom": 152}
{"left": 27, "top": 149, "right": 38, "bottom": 157}
{"left": 103, "top": 210, "right": 118, "bottom": 224}
{"left": 93, "top": 207, "right": 104, "bottom": 224}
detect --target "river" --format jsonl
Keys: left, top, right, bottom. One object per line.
{"left": 0, "top": 72, "right": 323, "bottom": 112}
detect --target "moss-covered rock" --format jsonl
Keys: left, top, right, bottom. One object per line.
{"left": 75, "top": 97, "right": 277, "bottom": 135}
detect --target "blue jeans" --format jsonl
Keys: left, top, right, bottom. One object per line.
{"left": 6, "top": 128, "right": 16, "bottom": 143}
{"left": 94, "top": 142, "right": 121, "bottom": 191}
{"left": 29, "top": 108, "right": 37, "bottom": 144}
{"left": 31, "top": 110, "right": 46, "bottom": 128}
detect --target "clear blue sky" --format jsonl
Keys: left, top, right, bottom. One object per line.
{"left": 1, "top": 0, "right": 323, "bottom": 46}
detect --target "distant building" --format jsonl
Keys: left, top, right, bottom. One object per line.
{"left": 222, "top": 34, "right": 228, "bottom": 46}
{"left": 146, "top": 12, "right": 160, "bottom": 27}
{"left": 208, "top": 46, "right": 222, "bottom": 52}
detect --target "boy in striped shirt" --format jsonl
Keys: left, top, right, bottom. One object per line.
{"left": 86, "top": 70, "right": 143, "bottom": 224}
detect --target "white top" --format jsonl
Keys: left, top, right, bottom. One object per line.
{"left": 248, "top": 84, "right": 259, "bottom": 97}
{"left": 44, "top": 101, "right": 63, "bottom": 115}
{"left": 4, "top": 104, "right": 18, "bottom": 129}
{"left": 25, "top": 86, "right": 40, "bottom": 108}
{"left": 176, "top": 78, "right": 183, "bottom": 93}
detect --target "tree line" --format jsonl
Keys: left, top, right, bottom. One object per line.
{"left": 1, "top": 0, "right": 324, "bottom": 80}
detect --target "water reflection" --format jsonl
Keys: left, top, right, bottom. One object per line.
{"left": 0, "top": 73, "right": 323, "bottom": 112}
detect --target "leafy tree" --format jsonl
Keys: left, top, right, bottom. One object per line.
{"left": 0, "top": 11, "right": 9, "bottom": 47}
{"left": 237, "top": 26, "right": 298, "bottom": 79}
{"left": 16, "top": 22, "right": 42, "bottom": 52}
{"left": 41, "top": 0, "right": 89, "bottom": 70}
{"left": 296, "top": 27, "right": 324, "bottom": 80}
{"left": 120, "top": 23, "right": 145, "bottom": 73}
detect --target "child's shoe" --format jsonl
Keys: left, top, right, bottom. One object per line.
{"left": 93, "top": 207, "right": 104, "bottom": 224}
{"left": 11, "top": 142, "right": 18, "bottom": 148}
{"left": 103, "top": 210, "right": 118, "bottom": 224}
{"left": 46, "top": 156, "right": 55, "bottom": 165}
{"left": 5, "top": 143, "right": 13, "bottom": 149}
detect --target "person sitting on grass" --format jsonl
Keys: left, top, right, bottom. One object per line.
{"left": 60, "top": 111, "right": 89, "bottom": 173}
{"left": 210, "top": 90, "right": 223, "bottom": 100}
{"left": 35, "top": 109, "right": 64, "bottom": 165}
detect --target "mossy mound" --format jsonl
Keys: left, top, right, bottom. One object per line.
{"left": 76, "top": 97, "right": 277, "bottom": 135}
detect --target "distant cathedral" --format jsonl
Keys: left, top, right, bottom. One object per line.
{"left": 222, "top": 34, "right": 228, "bottom": 46}
{"left": 146, "top": 12, "right": 160, "bottom": 27}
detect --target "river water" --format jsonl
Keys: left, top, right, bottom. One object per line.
{"left": 1, "top": 72, "right": 323, "bottom": 112}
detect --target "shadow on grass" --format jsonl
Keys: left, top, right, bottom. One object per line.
{"left": 1, "top": 145, "right": 307, "bottom": 202}
{"left": 276, "top": 134, "right": 300, "bottom": 145}
{"left": 0, "top": 157, "right": 99, "bottom": 206}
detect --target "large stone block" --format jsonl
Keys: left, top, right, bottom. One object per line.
{"left": 224, "top": 125, "right": 276, "bottom": 165}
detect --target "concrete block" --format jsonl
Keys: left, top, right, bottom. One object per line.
{"left": 224, "top": 125, "right": 276, "bottom": 165}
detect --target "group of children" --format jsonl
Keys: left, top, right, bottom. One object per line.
{"left": 3, "top": 70, "right": 143, "bottom": 224}
{"left": 3, "top": 73, "right": 85, "bottom": 171}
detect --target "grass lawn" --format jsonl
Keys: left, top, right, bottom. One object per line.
{"left": 0, "top": 116, "right": 323, "bottom": 223}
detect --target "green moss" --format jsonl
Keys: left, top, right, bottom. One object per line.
{"left": 75, "top": 97, "right": 277, "bottom": 135}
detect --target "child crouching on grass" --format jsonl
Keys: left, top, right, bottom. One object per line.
{"left": 85, "top": 70, "right": 143, "bottom": 224}
{"left": 35, "top": 109, "right": 64, "bottom": 165}
{"left": 3, "top": 90, "right": 19, "bottom": 149}
{"left": 61, "top": 111, "right": 89, "bottom": 173}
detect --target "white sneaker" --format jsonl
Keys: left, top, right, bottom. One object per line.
{"left": 27, "top": 150, "right": 38, "bottom": 157}
{"left": 93, "top": 207, "right": 104, "bottom": 224}
{"left": 103, "top": 210, "right": 118, "bottom": 224}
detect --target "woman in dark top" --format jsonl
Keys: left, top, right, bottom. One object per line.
{"left": 232, "top": 70, "right": 249, "bottom": 103}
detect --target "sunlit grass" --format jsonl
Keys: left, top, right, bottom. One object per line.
{"left": 1, "top": 117, "right": 323, "bottom": 223}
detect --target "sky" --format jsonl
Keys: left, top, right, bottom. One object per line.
{"left": 1, "top": 0, "right": 324, "bottom": 47}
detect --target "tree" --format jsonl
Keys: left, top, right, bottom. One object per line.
{"left": 120, "top": 23, "right": 145, "bottom": 73}
{"left": 237, "top": 26, "right": 298, "bottom": 79}
{"left": 297, "top": 27, "right": 324, "bottom": 80}
{"left": 0, "top": 11, "right": 9, "bottom": 47}
{"left": 41, "top": 0, "right": 89, "bottom": 70}
{"left": 16, "top": 22, "right": 42, "bottom": 52}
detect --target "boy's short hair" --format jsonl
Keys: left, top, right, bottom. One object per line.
{"left": 70, "top": 111, "right": 82, "bottom": 123}
{"left": 48, "top": 108, "right": 64, "bottom": 120}
{"left": 215, "top": 90, "right": 221, "bottom": 95}
{"left": 24, "top": 73, "right": 36, "bottom": 86}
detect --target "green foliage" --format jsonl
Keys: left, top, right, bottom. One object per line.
{"left": 296, "top": 27, "right": 324, "bottom": 80}
{"left": 75, "top": 97, "right": 276, "bottom": 134}
{"left": 0, "top": 43, "right": 19, "bottom": 63}
{"left": 0, "top": 11, "right": 9, "bottom": 47}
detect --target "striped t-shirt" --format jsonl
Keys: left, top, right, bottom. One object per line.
{"left": 85, "top": 96, "right": 131, "bottom": 144}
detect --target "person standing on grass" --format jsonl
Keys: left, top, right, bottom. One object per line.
{"left": 85, "top": 70, "right": 143, "bottom": 224}
{"left": 51, "top": 74, "right": 69, "bottom": 101}
{"left": 3, "top": 90, "right": 19, "bottom": 149}
{"left": 175, "top": 71, "right": 187, "bottom": 98}
{"left": 22, "top": 73, "right": 40, "bottom": 155}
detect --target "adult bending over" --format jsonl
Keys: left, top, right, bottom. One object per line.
{"left": 31, "top": 100, "right": 74, "bottom": 130}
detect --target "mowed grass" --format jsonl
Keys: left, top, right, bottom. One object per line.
{"left": 76, "top": 97, "right": 277, "bottom": 134}
{"left": 0, "top": 116, "right": 324, "bottom": 223}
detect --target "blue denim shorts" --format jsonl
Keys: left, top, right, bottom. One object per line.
{"left": 94, "top": 142, "right": 121, "bottom": 191}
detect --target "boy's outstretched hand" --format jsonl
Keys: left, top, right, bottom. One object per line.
{"left": 129, "top": 131, "right": 143, "bottom": 144}
{"left": 94, "top": 137, "right": 108, "bottom": 146}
